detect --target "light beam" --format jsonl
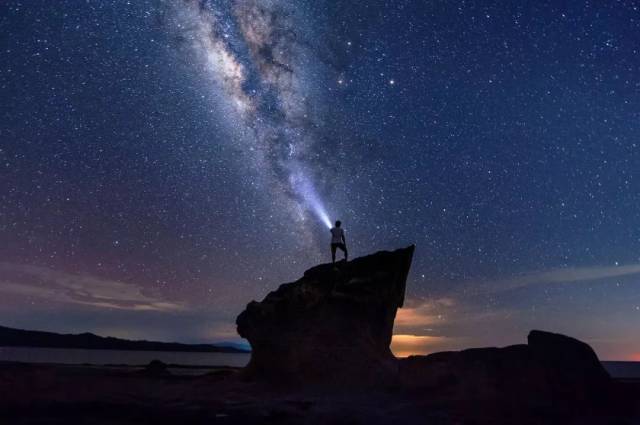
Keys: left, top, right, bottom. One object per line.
{"left": 290, "top": 169, "right": 332, "bottom": 229}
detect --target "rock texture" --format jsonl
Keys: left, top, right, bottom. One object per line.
{"left": 236, "top": 245, "right": 415, "bottom": 385}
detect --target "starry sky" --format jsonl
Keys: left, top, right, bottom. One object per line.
{"left": 1, "top": 0, "right": 639, "bottom": 360}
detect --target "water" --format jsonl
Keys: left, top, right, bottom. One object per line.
{"left": 0, "top": 346, "right": 251, "bottom": 368}
{"left": 602, "top": 361, "right": 640, "bottom": 379}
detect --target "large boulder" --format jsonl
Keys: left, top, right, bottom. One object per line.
{"left": 527, "top": 330, "right": 611, "bottom": 401}
{"left": 398, "top": 330, "right": 611, "bottom": 404}
{"left": 236, "top": 245, "right": 415, "bottom": 386}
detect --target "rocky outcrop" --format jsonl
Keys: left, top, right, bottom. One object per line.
{"left": 142, "top": 360, "right": 170, "bottom": 377}
{"left": 236, "top": 246, "right": 415, "bottom": 386}
{"left": 398, "top": 330, "right": 611, "bottom": 403}
{"left": 236, "top": 246, "right": 611, "bottom": 403}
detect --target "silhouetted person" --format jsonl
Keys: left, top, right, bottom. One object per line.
{"left": 330, "top": 220, "right": 348, "bottom": 263}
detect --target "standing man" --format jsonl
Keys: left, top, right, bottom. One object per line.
{"left": 330, "top": 220, "right": 348, "bottom": 263}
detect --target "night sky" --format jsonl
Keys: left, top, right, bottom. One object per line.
{"left": 1, "top": 0, "right": 639, "bottom": 360}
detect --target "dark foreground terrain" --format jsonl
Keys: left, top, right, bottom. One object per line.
{"left": 2, "top": 247, "right": 639, "bottom": 424}
{"left": 0, "top": 360, "right": 638, "bottom": 425}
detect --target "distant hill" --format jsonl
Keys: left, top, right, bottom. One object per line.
{"left": 0, "top": 325, "right": 250, "bottom": 353}
{"left": 213, "top": 341, "right": 252, "bottom": 352}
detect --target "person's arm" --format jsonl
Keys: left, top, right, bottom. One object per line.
{"left": 342, "top": 231, "right": 346, "bottom": 245}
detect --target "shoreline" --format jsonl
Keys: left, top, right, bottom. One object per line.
{"left": 1, "top": 359, "right": 639, "bottom": 380}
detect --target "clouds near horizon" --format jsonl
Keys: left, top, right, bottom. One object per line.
{"left": 0, "top": 263, "right": 184, "bottom": 312}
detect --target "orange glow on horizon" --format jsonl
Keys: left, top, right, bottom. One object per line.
{"left": 391, "top": 334, "right": 448, "bottom": 358}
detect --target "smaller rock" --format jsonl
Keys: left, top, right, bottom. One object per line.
{"left": 143, "top": 359, "right": 170, "bottom": 376}
{"left": 398, "top": 330, "right": 611, "bottom": 406}
{"left": 527, "top": 329, "right": 611, "bottom": 401}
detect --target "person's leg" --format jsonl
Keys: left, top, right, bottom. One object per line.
{"left": 337, "top": 244, "right": 347, "bottom": 261}
{"left": 331, "top": 244, "right": 337, "bottom": 263}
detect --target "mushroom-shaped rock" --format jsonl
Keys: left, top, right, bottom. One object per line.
{"left": 236, "top": 246, "right": 415, "bottom": 386}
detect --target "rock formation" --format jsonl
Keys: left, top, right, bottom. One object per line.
{"left": 236, "top": 245, "right": 415, "bottom": 386}
{"left": 398, "top": 330, "right": 610, "bottom": 403}
{"left": 236, "top": 245, "right": 611, "bottom": 403}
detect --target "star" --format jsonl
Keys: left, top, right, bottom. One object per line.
{"left": 1, "top": 0, "right": 638, "bottom": 360}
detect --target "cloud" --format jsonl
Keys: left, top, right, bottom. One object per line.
{"left": 393, "top": 296, "right": 524, "bottom": 354}
{"left": 0, "top": 263, "right": 184, "bottom": 312}
{"left": 393, "top": 297, "right": 462, "bottom": 351}
{"left": 394, "top": 297, "right": 455, "bottom": 328}
{"left": 478, "top": 263, "right": 640, "bottom": 294}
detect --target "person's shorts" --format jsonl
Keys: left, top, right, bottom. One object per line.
{"left": 331, "top": 243, "right": 347, "bottom": 252}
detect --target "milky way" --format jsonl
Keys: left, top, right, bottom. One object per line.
{"left": 170, "top": 0, "right": 333, "bottom": 244}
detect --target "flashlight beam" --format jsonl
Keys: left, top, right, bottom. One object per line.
{"left": 290, "top": 169, "right": 332, "bottom": 229}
